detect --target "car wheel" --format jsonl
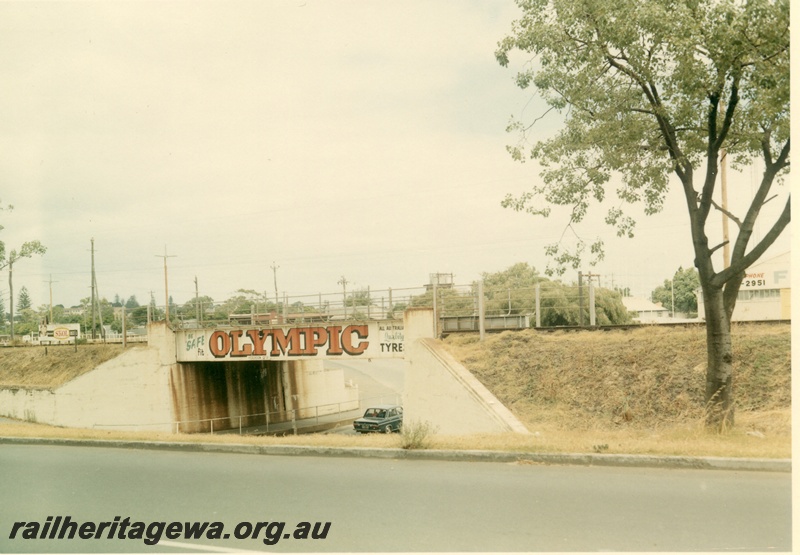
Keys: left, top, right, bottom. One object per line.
{"left": 384, "top": 425, "right": 393, "bottom": 434}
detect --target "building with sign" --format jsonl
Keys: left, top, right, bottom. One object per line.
{"left": 697, "top": 251, "right": 790, "bottom": 321}
{"left": 33, "top": 323, "right": 82, "bottom": 345}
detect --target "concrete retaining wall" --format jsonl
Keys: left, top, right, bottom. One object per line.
{"left": 0, "top": 387, "right": 56, "bottom": 424}
{"left": 0, "top": 346, "right": 174, "bottom": 432}
{"left": 403, "top": 308, "right": 529, "bottom": 435}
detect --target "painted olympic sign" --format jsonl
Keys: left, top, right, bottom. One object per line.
{"left": 176, "top": 321, "right": 405, "bottom": 362}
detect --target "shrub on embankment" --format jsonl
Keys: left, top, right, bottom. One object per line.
{"left": 442, "top": 323, "right": 790, "bottom": 431}
{"left": 0, "top": 345, "right": 125, "bottom": 388}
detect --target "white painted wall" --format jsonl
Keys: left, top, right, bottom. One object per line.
{"left": 0, "top": 387, "right": 56, "bottom": 423}
{"left": 55, "top": 347, "right": 174, "bottom": 431}
{"left": 0, "top": 346, "right": 174, "bottom": 432}
{"left": 403, "top": 308, "right": 529, "bottom": 435}
{"left": 291, "top": 360, "right": 360, "bottom": 418}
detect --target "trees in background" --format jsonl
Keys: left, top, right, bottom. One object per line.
{"left": 651, "top": 267, "right": 701, "bottom": 316}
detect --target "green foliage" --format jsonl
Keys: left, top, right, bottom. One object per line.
{"left": 128, "top": 306, "right": 150, "bottom": 326}
{"left": 179, "top": 295, "right": 217, "bottom": 321}
{"left": 593, "top": 288, "right": 633, "bottom": 326}
{"left": 411, "top": 287, "right": 475, "bottom": 317}
{"left": 482, "top": 262, "right": 544, "bottom": 289}
{"left": 347, "top": 287, "right": 372, "bottom": 307}
{"left": 482, "top": 263, "right": 632, "bottom": 326}
{"left": 497, "top": 0, "right": 790, "bottom": 278}
{"left": 17, "top": 286, "right": 31, "bottom": 311}
{"left": 651, "top": 266, "right": 701, "bottom": 315}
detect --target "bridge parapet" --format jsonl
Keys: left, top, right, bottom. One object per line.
{"left": 175, "top": 320, "right": 406, "bottom": 362}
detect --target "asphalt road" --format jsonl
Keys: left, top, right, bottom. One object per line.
{"left": 0, "top": 444, "right": 791, "bottom": 552}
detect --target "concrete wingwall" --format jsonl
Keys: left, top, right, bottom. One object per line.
{"left": 0, "top": 346, "right": 174, "bottom": 432}
{"left": 403, "top": 308, "right": 530, "bottom": 435}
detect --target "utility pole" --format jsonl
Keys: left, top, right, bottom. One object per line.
{"left": 148, "top": 291, "right": 155, "bottom": 324}
{"left": 580, "top": 271, "right": 601, "bottom": 326}
{"left": 194, "top": 276, "right": 200, "bottom": 323}
{"left": 719, "top": 101, "right": 731, "bottom": 270}
{"left": 578, "top": 271, "right": 584, "bottom": 326}
{"left": 90, "top": 239, "right": 97, "bottom": 339}
{"left": 155, "top": 246, "right": 176, "bottom": 322}
{"left": 270, "top": 262, "right": 280, "bottom": 308}
{"left": 671, "top": 277, "right": 676, "bottom": 318}
{"left": 338, "top": 276, "right": 348, "bottom": 319}
{"left": 43, "top": 274, "right": 58, "bottom": 324}
{"left": 720, "top": 147, "right": 731, "bottom": 269}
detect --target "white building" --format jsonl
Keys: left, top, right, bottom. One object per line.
{"left": 697, "top": 251, "right": 790, "bottom": 321}
{"left": 621, "top": 296, "right": 670, "bottom": 322}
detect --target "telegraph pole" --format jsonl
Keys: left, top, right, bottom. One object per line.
{"left": 155, "top": 247, "right": 176, "bottom": 322}
{"left": 720, "top": 147, "right": 731, "bottom": 269}
{"left": 43, "top": 274, "right": 58, "bottom": 323}
{"left": 271, "top": 262, "right": 280, "bottom": 308}
{"left": 579, "top": 271, "right": 601, "bottom": 326}
{"left": 719, "top": 101, "right": 731, "bottom": 269}
{"left": 578, "top": 271, "right": 584, "bottom": 326}
{"left": 90, "top": 239, "right": 97, "bottom": 339}
{"left": 338, "top": 276, "right": 348, "bottom": 319}
{"left": 194, "top": 276, "right": 200, "bottom": 323}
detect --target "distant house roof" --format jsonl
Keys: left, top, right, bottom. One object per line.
{"left": 621, "top": 297, "right": 669, "bottom": 314}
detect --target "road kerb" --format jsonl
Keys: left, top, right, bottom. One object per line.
{"left": 0, "top": 435, "right": 790, "bottom": 472}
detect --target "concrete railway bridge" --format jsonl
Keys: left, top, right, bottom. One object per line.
{"left": 0, "top": 309, "right": 528, "bottom": 436}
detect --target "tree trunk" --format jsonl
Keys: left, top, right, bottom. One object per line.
{"left": 702, "top": 284, "right": 734, "bottom": 429}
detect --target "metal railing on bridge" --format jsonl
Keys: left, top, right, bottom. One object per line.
{"left": 34, "top": 276, "right": 634, "bottom": 345}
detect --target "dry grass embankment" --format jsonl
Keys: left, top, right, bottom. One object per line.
{"left": 442, "top": 323, "right": 791, "bottom": 458}
{"left": 0, "top": 344, "right": 125, "bottom": 388}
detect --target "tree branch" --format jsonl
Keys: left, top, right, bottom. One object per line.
{"left": 715, "top": 195, "right": 790, "bottom": 287}
{"left": 731, "top": 137, "right": 790, "bottom": 263}
{"left": 707, "top": 198, "right": 742, "bottom": 228}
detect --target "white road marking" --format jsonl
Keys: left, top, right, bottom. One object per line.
{"left": 159, "top": 539, "right": 264, "bottom": 553}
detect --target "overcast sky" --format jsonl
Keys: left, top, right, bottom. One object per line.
{"left": 0, "top": 0, "right": 791, "bottom": 310}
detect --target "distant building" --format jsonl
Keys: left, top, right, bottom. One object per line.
{"left": 64, "top": 306, "right": 83, "bottom": 317}
{"left": 621, "top": 297, "right": 670, "bottom": 322}
{"left": 697, "top": 251, "right": 790, "bottom": 321}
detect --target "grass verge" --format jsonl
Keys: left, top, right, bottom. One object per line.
{"left": 0, "top": 408, "right": 789, "bottom": 459}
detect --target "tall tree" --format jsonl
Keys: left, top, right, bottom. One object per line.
{"left": 17, "top": 286, "right": 31, "bottom": 311}
{"left": 0, "top": 242, "right": 47, "bottom": 341}
{"left": 496, "top": 0, "right": 789, "bottom": 427}
{"left": 652, "top": 267, "right": 701, "bottom": 315}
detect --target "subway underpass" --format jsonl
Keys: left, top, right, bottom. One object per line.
{"left": 170, "top": 358, "right": 407, "bottom": 436}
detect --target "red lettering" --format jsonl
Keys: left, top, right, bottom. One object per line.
{"left": 341, "top": 325, "right": 369, "bottom": 355}
{"left": 326, "top": 326, "right": 343, "bottom": 355}
{"left": 246, "top": 329, "right": 269, "bottom": 356}
{"left": 205, "top": 325, "right": 373, "bottom": 358}
{"left": 229, "top": 330, "right": 253, "bottom": 357}
{"left": 303, "top": 327, "right": 329, "bottom": 355}
{"left": 209, "top": 331, "right": 230, "bottom": 358}
{"left": 269, "top": 328, "right": 303, "bottom": 356}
